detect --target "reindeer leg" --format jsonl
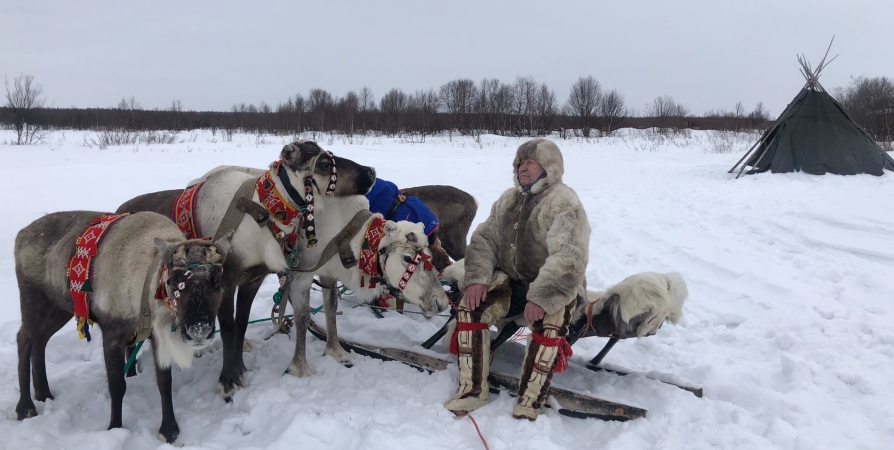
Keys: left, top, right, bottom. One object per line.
{"left": 31, "top": 308, "right": 71, "bottom": 401}
{"left": 234, "top": 274, "right": 265, "bottom": 371}
{"left": 15, "top": 325, "right": 37, "bottom": 420}
{"left": 16, "top": 290, "right": 68, "bottom": 419}
{"left": 152, "top": 338, "right": 179, "bottom": 444}
{"left": 286, "top": 274, "right": 315, "bottom": 377}
{"left": 124, "top": 345, "right": 138, "bottom": 377}
{"left": 216, "top": 282, "right": 243, "bottom": 402}
{"left": 101, "top": 331, "right": 127, "bottom": 430}
{"left": 319, "top": 276, "right": 352, "bottom": 367}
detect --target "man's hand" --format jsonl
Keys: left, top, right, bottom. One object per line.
{"left": 524, "top": 302, "right": 545, "bottom": 323}
{"left": 461, "top": 284, "right": 488, "bottom": 310}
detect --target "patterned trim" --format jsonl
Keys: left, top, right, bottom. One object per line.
{"left": 67, "top": 213, "right": 131, "bottom": 340}
{"left": 172, "top": 182, "right": 204, "bottom": 239}
{"left": 358, "top": 217, "right": 387, "bottom": 288}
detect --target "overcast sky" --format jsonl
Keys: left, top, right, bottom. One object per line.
{"left": 2, "top": 0, "right": 892, "bottom": 117}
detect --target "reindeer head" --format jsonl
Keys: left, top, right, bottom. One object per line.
{"left": 153, "top": 232, "right": 233, "bottom": 349}
{"left": 278, "top": 140, "right": 376, "bottom": 198}
{"left": 376, "top": 221, "right": 449, "bottom": 318}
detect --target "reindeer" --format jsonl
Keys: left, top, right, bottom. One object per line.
{"left": 14, "top": 211, "right": 232, "bottom": 443}
{"left": 191, "top": 166, "right": 478, "bottom": 271}
{"left": 117, "top": 140, "right": 446, "bottom": 398}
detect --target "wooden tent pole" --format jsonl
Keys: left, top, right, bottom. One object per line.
{"left": 728, "top": 135, "right": 764, "bottom": 173}
{"left": 737, "top": 131, "right": 780, "bottom": 179}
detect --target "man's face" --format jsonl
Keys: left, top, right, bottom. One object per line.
{"left": 518, "top": 158, "right": 545, "bottom": 186}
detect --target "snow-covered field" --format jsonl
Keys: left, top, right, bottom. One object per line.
{"left": 0, "top": 129, "right": 892, "bottom": 450}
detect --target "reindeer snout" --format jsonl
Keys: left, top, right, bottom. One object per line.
{"left": 184, "top": 322, "right": 215, "bottom": 343}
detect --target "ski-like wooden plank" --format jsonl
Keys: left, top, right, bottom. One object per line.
{"left": 307, "top": 321, "right": 646, "bottom": 421}
{"left": 584, "top": 364, "right": 704, "bottom": 398}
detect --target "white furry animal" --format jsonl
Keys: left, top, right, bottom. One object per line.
{"left": 578, "top": 272, "right": 688, "bottom": 338}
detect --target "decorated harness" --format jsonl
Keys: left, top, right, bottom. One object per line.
{"left": 67, "top": 213, "right": 131, "bottom": 341}
{"left": 355, "top": 217, "right": 436, "bottom": 301}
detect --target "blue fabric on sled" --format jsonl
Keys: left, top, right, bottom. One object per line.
{"left": 366, "top": 178, "right": 439, "bottom": 236}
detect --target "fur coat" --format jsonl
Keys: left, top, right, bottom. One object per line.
{"left": 461, "top": 139, "right": 590, "bottom": 315}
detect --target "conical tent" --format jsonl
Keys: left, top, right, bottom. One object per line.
{"left": 730, "top": 46, "right": 894, "bottom": 177}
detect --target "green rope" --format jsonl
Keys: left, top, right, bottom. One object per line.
{"left": 123, "top": 340, "right": 144, "bottom": 375}
{"left": 123, "top": 304, "right": 324, "bottom": 375}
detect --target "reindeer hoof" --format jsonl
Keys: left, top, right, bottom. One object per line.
{"left": 157, "top": 421, "right": 180, "bottom": 444}
{"left": 325, "top": 346, "right": 353, "bottom": 367}
{"left": 34, "top": 391, "right": 54, "bottom": 402}
{"left": 286, "top": 362, "right": 315, "bottom": 378}
{"left": 242, "top": 338, "right": 253, "bottom": 352}
{"left": 15, "top": 403, "right": 37, "bottom": 420}
{"left": 216, "top": 375, "right": 245, "bottom": 402}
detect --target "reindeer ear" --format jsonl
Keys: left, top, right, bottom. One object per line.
{"left": 154, "top": 238, "right": 183, "bottom": 266}
{"left": 296, "top": 140, "right": 322, "bottom": 155}
{"left": 280, "top": 143, "right": 297, "bottom": 163}
{"left": 212, "top": 229, "right": 235, "bottom": 263}
{"left": 383, "top": 221, "right": 397, "bottom": 234}
{"left": 153, "top": 238, "right": 173, "bottom": 265}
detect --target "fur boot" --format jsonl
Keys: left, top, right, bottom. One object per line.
{"left": 512, "top": 302, "right": 574, "bottom": 420}
{"left": 444, "top": 308, "right": 491, "bottom": 415}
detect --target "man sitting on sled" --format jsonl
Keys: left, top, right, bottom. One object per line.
{"left": 445, "top": 138, "right": 590, "bottom": 420}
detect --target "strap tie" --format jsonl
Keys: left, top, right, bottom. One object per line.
{"left": 530, "top": 333, "right": 573, "bottom": 373}
{"left": 449, "top": 321, "right": 489, "bottom": 355}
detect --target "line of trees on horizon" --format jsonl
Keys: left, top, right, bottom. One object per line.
{"left": 3, "top": 73, "right": 892, "bottom": 146}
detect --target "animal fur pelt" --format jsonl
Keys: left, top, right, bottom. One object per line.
{"left": 575, "top": 272, "right": 688, "bottom": 338}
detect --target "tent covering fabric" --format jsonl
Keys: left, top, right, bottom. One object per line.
{"left": 745, "top": 89, "right": 894, "bottom": 176}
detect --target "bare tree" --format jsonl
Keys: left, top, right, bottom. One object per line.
{"left": 342, "top": 90, "right": 359, "bottom": 135}
{"left": 493, "top": 81, "right": 515, "bottom": 136}
{"left": 513, "top": 76, "right": 539, "bottom": 136}
{"left": 734, "top": 101, "right": 745, "bottom": 131}
{"left": 838, "top": 75, "right": 894, "bottom": 145}
{"left": 307, "top": 88, "right": 333, "bottom": 132}
{"left": 4, "top": 74, "right": 46, "bottom": 144}
{"left": 565, "top": 76, "right": 602, "bottom": 137}
{"left": 439, "top": 79, "right": 477, "bottom": 135}
{"left": 598, "top": 89, "right": 627, "bottom": 135}
{"left": 748, "top": 102, "right": 771, "bottom": 130}
{"left": 535, "top": 82, "right": 559, "bottom": 136}
{"left": 358, "top": 86, "right": 375, "bottom": 133}
{"left": 407, "top": 88, "right": 439, "bottom": 139}
{"left": 645, "top": 95, "right": 688, "bottom": 133}
{"left": 117, "top": 96, "right": 141, "bottom": 110}
{"left": 169, "top": 99, "right": 185, "bottom": 131}
{"left": 476, "top": 78, "right": 500, "bottom": 133}
{"left": 380, "top": 88, "right": 408, "bottom": 136}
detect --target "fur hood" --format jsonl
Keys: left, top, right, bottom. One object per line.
{"left": 512, "top": 139, "right": 564, "bottom": 194}
{"left": 462, "top": 139, "right": 589, "bottom": 315}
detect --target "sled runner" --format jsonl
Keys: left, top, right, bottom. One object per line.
{"left": 306, "top": 319, "right": 647, "bottom": 421}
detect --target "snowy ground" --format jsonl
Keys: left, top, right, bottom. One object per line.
{"left": 0, "top": 129, "right": 892, "bottom": 450}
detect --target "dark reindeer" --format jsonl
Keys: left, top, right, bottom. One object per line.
{"left": 401, "top": 184, "right": 477, "bottom": 269}
{"left": 14, "top": 211, "right": 232, "bottom": 443}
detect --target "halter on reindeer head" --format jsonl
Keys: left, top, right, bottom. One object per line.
{"left": 270, "top": 141, "right": 376, "bottom": 247}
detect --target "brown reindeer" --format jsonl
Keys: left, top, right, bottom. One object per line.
{"left": 14, "top": 211, "right": 233, "bottom": 443}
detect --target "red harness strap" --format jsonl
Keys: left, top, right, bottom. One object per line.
{"left": 257, "top": 163, "right": 301, "bottom": 226}
{"left": 256, "top": 162, "right": 301, "bottom": 254}
{"left": 530, "top": 333, "right": 573, "bottom": 373}
{"left": 67, "top": 213, "right": 131, "bottom": 341}
{"left": 171, "top": 182, "right": 204, "bottom": 239}
{"left": 358, "top": 216, "right": 387, "bottom": 288}
{"left": 449, "top": 321, "right": 490, "bottom": 355}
